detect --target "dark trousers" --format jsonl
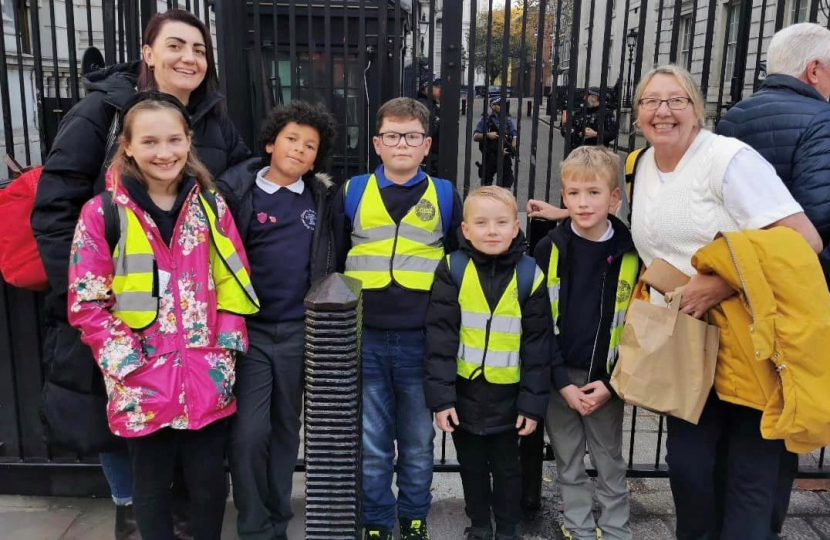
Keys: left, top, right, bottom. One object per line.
{"left": 480, "top": 157, "right": 514, "bottom": 189}
{"left": 452, "top": 428, "right": 521, "bottom": 535}
{"left": 230, "top": 319, "right": 305, "bottom": 540}
{"left": 127, "top": 419, "right": 228, "bottom": 540}
{"left": 771, "top": 450, "right": 799, "bottom": 534}
{"left": 666, "top": 393, "right": 783, "bottom": 540}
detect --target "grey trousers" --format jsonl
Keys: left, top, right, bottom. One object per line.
{"left": 230, "top": 319, "right": 305, "bottom": 540}
{"left": 546, "top": 369, "right": 631, "bottom": 540}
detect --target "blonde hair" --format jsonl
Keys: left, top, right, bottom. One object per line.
{"left": 633, "top": 64, "right": 705, "bottom": 126}
{"left": 463, "top": 186, "right": 518, "bottom": 220}
{"left": 560, "top": 146, "right": 620, "bottom": 191}
{"left": 109, "top": 99, "right": 215, "bottom": 195}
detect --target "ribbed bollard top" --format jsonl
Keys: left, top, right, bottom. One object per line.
{"left": 303, "top": 273, "right": 363, "bottom": 540}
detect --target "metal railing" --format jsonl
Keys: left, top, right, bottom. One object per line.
{"left": 0, "top": 0, "right": 828, "bottom": 497}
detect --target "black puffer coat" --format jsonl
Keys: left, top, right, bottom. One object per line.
{"left": 716, "top": 74, "right": 830, "bottom": 284}
{"left": 215, "top": 157, "right": 336, "bottom": 283}
{"left": 31, "top": 61, "right": 249, "bottom": 453}
{"left": 424, "top": 232, "right": 552, "bottom": 436}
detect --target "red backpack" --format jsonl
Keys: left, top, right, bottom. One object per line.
{"left": 0, "top": 166, "right": 48, "bottom": 290}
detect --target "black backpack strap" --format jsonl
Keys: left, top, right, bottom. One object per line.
{"left": 625, "top": 148, "right": 646, "bottom": 223}
{"left": 100, "top": 191, "right": 120, "bottom": 255}
{"left": 516, "top": 255, "right": 537, "bottom": 307}
{"left": 201, "top": 189, "right": 219, "bottom": 218}
{"left": 448, "top": 251, "right": 469, "bottom": 290}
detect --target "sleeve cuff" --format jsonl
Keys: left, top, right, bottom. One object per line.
{"left": 552, "top": 366, "right": 572, "bottom": 391}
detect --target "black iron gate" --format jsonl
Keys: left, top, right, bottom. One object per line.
{"left": 0, "top": 0, "right": 828, "bottom": 497}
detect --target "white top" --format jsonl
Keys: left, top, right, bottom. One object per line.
{"left": 255, "top": 167, "right": 305, "bottom": 195}
{"left": 631, "top": 129, "right": 802, "bottom": 278}
{"left": 570, "top": 219, "right": 614, "bottom": 241}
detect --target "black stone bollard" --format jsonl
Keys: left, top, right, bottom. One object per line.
{"left": 304, "top": 273, "right": 363, "bottom": 540}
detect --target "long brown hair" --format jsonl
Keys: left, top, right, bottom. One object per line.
{"left": 110, "top": 98, "right": 215, "bottom": 195}
{"left": 137, "top": 9, "right": 220, "bottom": 108}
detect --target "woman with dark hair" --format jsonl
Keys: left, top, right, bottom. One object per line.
{"left": 31, "top": 9, "right": 249, "bottom": 540}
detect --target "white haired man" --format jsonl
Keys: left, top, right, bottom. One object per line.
{"left": 717, "top": 22, "right": 830, "bottom": 539}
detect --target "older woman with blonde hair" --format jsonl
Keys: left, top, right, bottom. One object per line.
{"left": 628, "top": 64, "right": 821, "bottom": 540}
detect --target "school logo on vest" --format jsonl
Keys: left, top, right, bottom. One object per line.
{"left": 617, "top": 280, "right": 632, "bottom": 303}
{"left": 301, "top": 209, "right": 317, "bottom": 231}
{"left": 415, "top": 199, "right": 436, "bottom": 222}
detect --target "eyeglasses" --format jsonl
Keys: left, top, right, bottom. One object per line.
{"left": 377, "top": 132, "right": 427, "bottom": 147}
{"left": 638, "top": 97, "right": 693, "bottom": 111}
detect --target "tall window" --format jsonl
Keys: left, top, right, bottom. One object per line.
{"left": 790, "top": 0, "right": 809, "bottom": 23}
{"left": 680, "top": 15, "right": 693, "bottom": 70}
{"left": 724, "top": 3, "right": 740, "bottom": 84}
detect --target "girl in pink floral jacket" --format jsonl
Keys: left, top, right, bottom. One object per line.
{"left": 68, "top": 91, "right": 259, "bottom": 539}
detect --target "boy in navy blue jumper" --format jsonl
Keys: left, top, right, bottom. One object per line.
{"left": 533, "top": 147, "right": 637, "bottom": 540}
{"left": 331, "top": 97, "right": 463, "bottom": 540}
{"left": 216, "top": 101, "right": 337, "bottom": 540}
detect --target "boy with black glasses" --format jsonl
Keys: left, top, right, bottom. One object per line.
{"left": 331, "top": 97, "right": 463, "bottom": 540}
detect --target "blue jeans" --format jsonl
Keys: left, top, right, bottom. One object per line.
{"left": 100, "top": 448, "right": 133, "bottom": 505}
{"left": 361, "top": 328, "right": 435, "bottom": 529}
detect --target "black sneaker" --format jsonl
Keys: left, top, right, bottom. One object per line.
{"left": 363, "top": 525, "right": 393, "bottom": 540}
{"left": 399, "top": 518, "right": 430, "bottom": 540}
{"left": 464, "top": 526, "right": 493, "bottom": 540}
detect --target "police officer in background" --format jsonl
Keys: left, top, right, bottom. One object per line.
{"left": 417, "top": 74, "right": 441, "bottom": 176}
{"left": 474, "top": 96, "right": 518, "bottom": 189}
{"left": 561, "top": 87, "right": 618, "bottom": 149}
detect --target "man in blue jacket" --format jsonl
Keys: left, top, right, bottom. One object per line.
{"left": 716, "top": 22, "right": 830, "bottom": 539}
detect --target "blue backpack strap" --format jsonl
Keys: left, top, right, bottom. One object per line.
{"left": 448, "top": 250, "right": 469, "bottom": 290}
{"left": 516, "top": 255, "right": 537, "bottom": 307}
{"left": 344, "top": 173, "right": 372, "bottom": 225}
{"left": 201, "top": 189, "right": 219, "bottom": 218}
{"left": 430, "top": 176, "right": 454, "bottom": 238}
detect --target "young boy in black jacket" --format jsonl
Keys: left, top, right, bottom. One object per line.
{"left": 532, "top": 146, "right": 638, "bottom": 540}
{"left": 215, "top": 101, "right": 337, "bottom": 540}
{"left": 425, "top": 186, "right": 552, "bottom": 540}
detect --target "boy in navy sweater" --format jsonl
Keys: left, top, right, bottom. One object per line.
{"left": 533, "top": 147, "right": 638, "bottom": 540}
{"left": 216, "top": 101, "right": 337, "bottom": 540}
{"left": 332, "top": 97, "right": 463, "bottom": 540}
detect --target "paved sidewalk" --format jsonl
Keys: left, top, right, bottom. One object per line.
{"left": 1, "top": 464, "right": 828, "bottom": 539}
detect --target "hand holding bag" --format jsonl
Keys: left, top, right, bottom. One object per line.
{"left": 610, "top": 290, "right": 719, "bottom": 424}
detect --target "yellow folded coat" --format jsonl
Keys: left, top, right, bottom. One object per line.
{"left": 692, "top": 228, "right": 830, "bottom": 454}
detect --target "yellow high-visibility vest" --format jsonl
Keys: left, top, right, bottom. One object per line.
{"left": 112, "top": 192, "right": 259, "bottom": 330}
{"left": 344, "top": 174, "right": 445, "bottom": 291}
{"left": 455, "top": 255, "right": 544, "bottom": 384}
{"left": 547, "top": 245, "right": 638, "bottom": 373}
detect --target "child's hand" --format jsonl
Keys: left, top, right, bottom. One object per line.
{"left": 516, "top": 415, "right": 538, "bottom": 436}
{"left": 435, "top": 408, "right": 459, "bottom": 433}
{"left": 526, "top": 199, "right": 569, "bottom": 221}
{"left": 559, "top": 384, "right": 588, "bottom": 416}
{"left": 578, "top": 381, "right": 612, "bottom": 416}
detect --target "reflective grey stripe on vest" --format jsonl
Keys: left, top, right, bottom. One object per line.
{"left": 351, "top": 223, "right": 397, "bottom": 245}
{"left": 112, "top": 206, "right": 157, "bottom": 314}
{"left": 457, "top": 343, "right": 520, "bottom": 368}
{"left": 392, "top": 253, "right": 442, "bottom": 273}
{"left": 460, "top": 311, "right": 522, "bottom": 334}
{"left": 222, "top": 249, "right": 258, "bottom": 300}
{"left": 548, "top": 283, "right": 560, "bottom": 304}
{"left": 605, "top": 307, "right": 628, "bottom": 363}
{"left": 113, "top": 291, "right": 158, "bottom": 312}
{"left": 397, "top": 222, "right": 444, "bottom": 246}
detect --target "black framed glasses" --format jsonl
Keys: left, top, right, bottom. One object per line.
{"left": 637, "top": 97, "right": 693, "bottom": 111}
{"left": 377, "top": 132, "right": 427, "bottom": 147}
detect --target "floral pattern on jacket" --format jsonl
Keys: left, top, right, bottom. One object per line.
{"left": 68, "top": 180, "right": 251, "bottom": 437}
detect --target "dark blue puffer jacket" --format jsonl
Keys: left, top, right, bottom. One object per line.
{"left": 716, "top": 74, "right": 830, "bottom": 284}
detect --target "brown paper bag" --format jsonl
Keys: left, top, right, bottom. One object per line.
{"left": 610, "top": 291, "right": 719, "bottom": 424}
